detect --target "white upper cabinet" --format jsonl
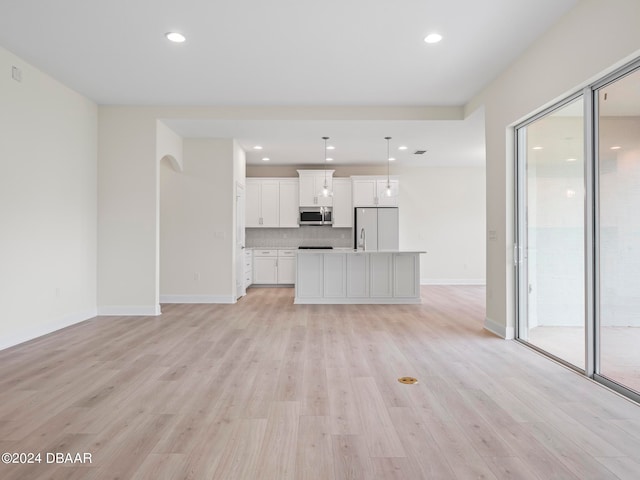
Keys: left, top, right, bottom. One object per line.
{"left": 375, "top": 179, "right": 399, "bottom": 206}
{"left": 352, "top": 176, "right": 399, "bottom": 207}
{"left": 352, "top": 178, "right": 377, "bottom": 207}
{"left": 260, "top": 180, "right": 280, "bottom": 226}
{"left": 245, "top": 178, "right": 285, "bottom": 228}
{"left": 246, "top": 178, "right": 300, "bottom": 228}
{"left": 331, "top": 178, "right": 352, "bottom": 228}
{"left": 298, "top": 174, "right": 317, "bottom": 207}
{"left": 278, "top": 179, "right": 299, "bottom": 228}
{"left": 297, "top": 169, "right": 334, "bottom": 207}
{"left": 245, "top": 180, "right": 262, "bottom": 227}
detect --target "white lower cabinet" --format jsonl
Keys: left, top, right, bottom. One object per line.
{"left": 347, "top": 253, "right": 368, "bottom": 297}
{"left": 370, "top": 253, "right": 393, "bottom": 297}
{"left": 277, "top": 250, "right": 296, "bottom": 284}
{"left": 296, "top": 253, "right": 323, "bottom": 298}
{"left": 252, "top": 249, "right": 297, "bottom": 285}
{"left": 253, "top": 249, "right": 277, "bottom": 284}
{"left": 324, "top": 254, "right": 347, "bottom": 297}
{"left": 394, "top": 253, "right": 419, "bottom": 297}
{"left": 244, "top": 249, "right": 253, "bottom": 288}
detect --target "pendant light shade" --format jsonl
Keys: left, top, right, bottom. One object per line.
{"left": 385, "top": 136, "right": 393, "bottom": 197}
{"left": 321, "top": 136, "right": 332, "bottom": 197}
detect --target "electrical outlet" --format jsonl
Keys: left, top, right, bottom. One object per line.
{"left": 194, "top": 273, "right": 200, "bottom": 281}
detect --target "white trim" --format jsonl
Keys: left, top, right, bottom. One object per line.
{"left": 484, "top": 316, "right": 515, "bottom": 340}
{"left": 97, "top": 305, "right": 162, "bottom": 316}
{"left": 420, "top": 278, "right": 486, "bottom": 285}
{"left": 0, "top": 308, "right": 97, "bottom": 351}
{"left": 159, "top": 295, "right": 236, "bottom": 304}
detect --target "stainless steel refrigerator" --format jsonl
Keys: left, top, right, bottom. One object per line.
{"left": 354, "top": 207, "right": 399, "bottom": 251}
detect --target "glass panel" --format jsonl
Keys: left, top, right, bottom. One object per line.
{"left": 517, "top": 97, "right": 585, "bottom": 369}
{"left": 597, "top": 68, "right": 640, "bottom": 393}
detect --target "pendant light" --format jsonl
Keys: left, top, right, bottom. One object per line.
{"left": 321, "top": 136, "right": 332, "bottom": 197}
{"left": 384, "top": 136, "right": 393, "bottom": 197}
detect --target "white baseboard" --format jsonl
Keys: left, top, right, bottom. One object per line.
{"left": 97, "top": 304, "right": 162, "bottom": 316}
{"left": 159, "top": 295, "right": 236, "bottom": 304}
{"left": 0, "top": 308, "right": 98, "bottom": 351}
{"left": 484, "top": 316, "right": 515, "bottom": 340}
{"left": 421, "top": 278, "right": 486, "bottom": 285}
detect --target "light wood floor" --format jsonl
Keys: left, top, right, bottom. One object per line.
{"left": 1, "top": 286, "right": 640, "bottom": 480}
{"left": 527, "top": 326, "right": 640, "bottom": 393}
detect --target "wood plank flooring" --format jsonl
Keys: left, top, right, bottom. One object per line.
{"left": 528, "top": 326, "right": 640, "bottom": 392}
{"left": 1, "top": 286, "right": 639, "bottom": 479}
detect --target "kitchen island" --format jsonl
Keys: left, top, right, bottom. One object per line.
{"left": 295, "top": 249, "right": 425, "bottom": 304}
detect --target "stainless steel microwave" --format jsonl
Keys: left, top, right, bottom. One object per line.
{"left": 299, "top": 206, "right": 332, "bottom": 225}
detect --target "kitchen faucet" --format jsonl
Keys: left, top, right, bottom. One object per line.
{"left": 359, "top": 228, "right": 366, "bottom": 251}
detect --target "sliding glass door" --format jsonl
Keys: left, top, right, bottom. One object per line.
{"left": 595, "top": 67, "right": 640, "bottom": 395}
{"left": 516, "top": 97, "right": 586, "bottom": 370}
{"left": 516, "top": 58, "right": 640, "bottom": 402}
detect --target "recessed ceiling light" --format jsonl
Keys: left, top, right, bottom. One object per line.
{"left": 424, "top": 33, "right": 443, "bottom": 44}
{"left": 566, "top": 158, "right": 577, "bottom": 162}
{"left": 532, "top": 146, "right": 543, "bottom": 150}
{"left": 165, "top": 32, "right": 186, "bottom": 43}
{"left": 388, "top": 157, "right": 396, "bottom": 162}
{"left": 262, "top": 157, "right": 270, "bottom": 161}
{"left": 610, "top": 146, "right": 621, "bottom": 150}
{"left": 326, "top": 158, "right": 333, "bottom": 162}
{"left": 327, "top": 146, "right": 335, "bottom": 150}
{"left": 253, "top": 145, "right": 263, "bottom": 150}
{"left": 398, "top": 146, "right": 408, "bottom": 150}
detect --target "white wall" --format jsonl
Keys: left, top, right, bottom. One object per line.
{"left": 160, "top": 139, "right": 236, "bottom": 302}
{"left": 396, "top": 166, "right": 485, "bottom": 284}
{"left": 233, "top": 140, "right": 246, "bottom": 184}
{"left": 0, "top": 46, "right": 97, "bottom": 349}
{"left": 466, "top": 0, "right": 640, "bottom": 338}
{"left": 98, "top": 108, "right": 159, "bottom": 314}
{"left": 156, "top": 120, "right": 184, "bottom": 169}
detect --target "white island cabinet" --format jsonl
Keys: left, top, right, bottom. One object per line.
{"left": 295, "top": 250, "right": 424, "bottom": 304}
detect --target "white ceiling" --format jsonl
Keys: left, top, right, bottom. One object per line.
{"left": 164, "top": 107, "right": 487, "bottom": 166}
{"left": 0, "top": 0, "right": 578, "bottom": 165}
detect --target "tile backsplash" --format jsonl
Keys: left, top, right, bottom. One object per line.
{"left": 246, "top": 226, "right": 353, "bottom": 248}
